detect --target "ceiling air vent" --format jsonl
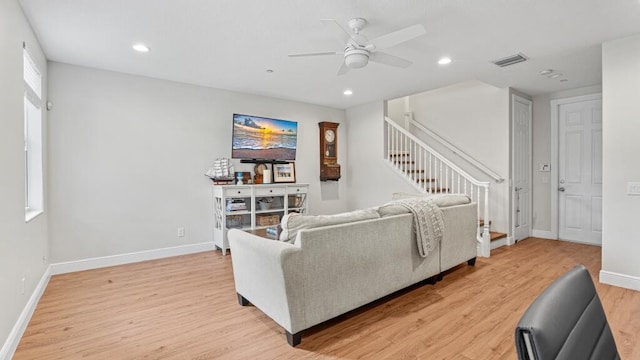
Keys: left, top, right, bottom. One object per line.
{"left": 491, "top": 53, "right": 529, "bottom": 67}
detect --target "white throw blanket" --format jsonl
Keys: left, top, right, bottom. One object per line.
{"left": 390, "top": 198, "right": 444, "bottom": 258}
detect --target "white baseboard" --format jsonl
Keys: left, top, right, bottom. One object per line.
{"left": 531, "top": 230, "right": 557, "bottom": 239}
{"left": 599, "top": 270, "right": 640, "bottom": 291}
{"left": 50, "top": 242, "right": 215, "bottom": 275}
{"left": 0, "top": 266, "right": 51, "bottom": 360}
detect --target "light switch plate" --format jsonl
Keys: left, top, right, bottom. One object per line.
{"left": 627, "top": 182, "right": 640, "bottom": 195}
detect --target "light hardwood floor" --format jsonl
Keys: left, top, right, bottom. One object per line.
{"left": 14, "top": 238, "right": 640, "bottom": 359}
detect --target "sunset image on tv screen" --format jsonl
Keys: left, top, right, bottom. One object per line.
{"left": 232, "top": 114, "right": 297, "bottom": 160}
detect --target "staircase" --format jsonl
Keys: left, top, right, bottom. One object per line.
{"left": 385, "top": 117, "right": 494, "bottom": 257}
{"left": 479, "top": 220, "right": 508, "bottom": 243}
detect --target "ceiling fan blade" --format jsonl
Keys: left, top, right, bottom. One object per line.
{"left": 320, "top": 19, "right": 353, "bottom": 45}
{"left": 368, "top": 24, "right": 426, "bottom": 50}
{"left": 288, "top": 51, "right": 341, "bottom": 58}
{"left": 370, "top": 52, "right": 413, "bottom": 68}
{"left": 337, "top": 62, "right": 350, "bottom": 76}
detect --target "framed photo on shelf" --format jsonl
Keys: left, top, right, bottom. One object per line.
{"left": 273, "top": 162, "right": 296, "bottom": 183}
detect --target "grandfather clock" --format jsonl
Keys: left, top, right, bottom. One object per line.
{"left": 319, "top": 121, "right": 341, "bottom": 181}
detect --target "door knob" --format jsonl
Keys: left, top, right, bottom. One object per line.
{"left": 558, "top": 187, "right": 565, "bottom": 192}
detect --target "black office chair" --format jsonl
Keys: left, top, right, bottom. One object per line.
{"left": 515, "top": 265, "right": 620, "bottom": 360}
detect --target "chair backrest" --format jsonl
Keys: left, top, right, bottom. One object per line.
{"left": 515, "top": 265, "right": 620, "bottom": 360}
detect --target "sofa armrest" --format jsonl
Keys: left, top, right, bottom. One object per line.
{"left": 228, "top": 229, "right": 303, "bottom": 333}
{"left": 439, "top": 203, "right": 478, "bottom": 272}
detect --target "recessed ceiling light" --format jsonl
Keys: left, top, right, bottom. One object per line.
{"left": 540, "top": 69, "right": 554, "bottom": 76}
{"left": 438, "top": 57, "right": 452, "bottom": 65}
{"left": 343, "top": 89, "right": 353, "bottom": 96}
{"left": 132, "top": 43, "right": 150, "bottom": 52}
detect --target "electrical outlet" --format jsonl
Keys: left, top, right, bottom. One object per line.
{"left": 177, "top": 227, "right": 185, "bottom": 237}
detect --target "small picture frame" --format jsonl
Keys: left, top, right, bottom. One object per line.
{"left": 273, "top": 162, "right": 296, "bottom": 183}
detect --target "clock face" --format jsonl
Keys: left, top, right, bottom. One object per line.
{"left": 254, "top": 163, "right": 268, "bottom": 175}
{"left": 325, "top": 129, "right": 335, "bottom": 143}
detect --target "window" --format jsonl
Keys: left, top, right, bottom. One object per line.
{"left": 23, "top": 45, "right": 43, "bottom": 222}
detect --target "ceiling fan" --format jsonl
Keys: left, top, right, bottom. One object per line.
{"left": 288, "top": 18, "right": 426, "bottom": 75}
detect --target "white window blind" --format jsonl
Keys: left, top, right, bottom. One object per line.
{"left": 23, "top": 44, "right": 44, "bottom": 221}
{"left": 23, "top": 45, "right": 42, "bottom": 107}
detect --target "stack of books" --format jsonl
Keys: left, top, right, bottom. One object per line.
{"left": 226, "top": 199, "right": 247, "bottom": 212}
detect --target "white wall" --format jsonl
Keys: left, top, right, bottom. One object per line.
{"left": 386, "top": 98, "right": 405, "bottom": 123}
{"left": 406, "top": 81, "right": 510, "bottom": 178}
{"left": 531, "top": 85, "right": 602, "bottom": 234}
{"left": 0, "top": 0, "right": 49, "bottom": 355}
{"left": 600, "top": 34, "right": 640, "bottom": 290}
{"left": 47, "top": 62, "right": 347, "bottom": 262}
{"left": 345, "top": 101, "right": 417, "bottom": 210}
{"left": 386, "top": 81, "right": 511, "bottom": 234}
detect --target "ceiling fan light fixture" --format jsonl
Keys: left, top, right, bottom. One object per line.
{"left": 290, "top": 18, "right": 424, "bottom": 75}
{"left": 344, "top": 49, "right": 369, "bottom": 69}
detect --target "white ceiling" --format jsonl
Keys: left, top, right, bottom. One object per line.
{"left": 18, "top": 0, "right": 640, "bottom": 109}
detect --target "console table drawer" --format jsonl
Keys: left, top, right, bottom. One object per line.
{"left": 288, "top": 186, "right": 308, "bottom": 194}
{"left": 255, "top": 187, "right": 286, "bottom": 196}
{"left": 224, "top": 187, "right": 252, "bottom": 197}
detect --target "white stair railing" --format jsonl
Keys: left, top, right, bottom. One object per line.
{"left": 405, "top": 112, "right": 505, "bottom": 183}
{"left": 385, "top": 117, "right": 491, "bottom": 257}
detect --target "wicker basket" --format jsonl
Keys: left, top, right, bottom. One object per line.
{"left": 288, "top": 195, "right": 304, "bottom": 208}
{"left": 257, "top": 214, "right": 280, "bottom": 226}
{"left": 226, "top": 215, "right": 243, "bottom": 228}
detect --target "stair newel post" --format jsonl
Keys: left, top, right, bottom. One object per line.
{"left": 396, "top": 126, "right": 399, "bottom": 164}
{"left": 392, "top": 125, "right": 397, "bottom": 167}
{"left": 429, "top": 153, "right": 434, "bottom": 193}
{"left": 390, "top": 124, "right": 394, "bottom": 164}
{"left": 401, "top": 130, "right": 405, "bottom": 168}
{"left": 439, "top": 160, "right": 443, "bottom": 193}
{"left": 446, "top": 164, "right": 450, "bottom": 192}
{"left": 410, "top": 139, "right": 414, "bottom": 183}
{"left": 480, "top": 185, "right": 491, "bottom": 257}
{"left": 387, "top": 122, "right": 391, "bottom": 161}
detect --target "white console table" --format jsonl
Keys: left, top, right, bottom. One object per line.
{"left": 212, "top": 184, "right": 309, "bottom": 255}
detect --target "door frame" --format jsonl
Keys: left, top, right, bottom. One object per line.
{"left": 549, "top": 93, "right": 603, "bottom": 238}
{"left": 511, "top": 94, "right": 533, "bottom": 242}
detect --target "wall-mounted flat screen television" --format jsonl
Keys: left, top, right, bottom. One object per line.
{"left": 232, "top": 113, "right": 298, "bottom": 161}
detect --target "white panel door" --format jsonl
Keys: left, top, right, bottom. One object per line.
{"left": 558, "top": 99, "right": 603, "bottom": 244}
{"left": 512, "top": 95, "right": 532, "bottom": 241}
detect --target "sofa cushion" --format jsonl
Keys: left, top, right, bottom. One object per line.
{"left": 392, "top": 193, "right": 471, "bottom": 206}
{"left": 279, "top": 208, "right": 380, "bottom": 243}
{"left": 379, "top": 194, "right": 472, "bottom": 217}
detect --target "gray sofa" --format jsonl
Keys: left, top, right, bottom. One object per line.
{"left": 228, "top": 199, "right": 478, "bottom": 346}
